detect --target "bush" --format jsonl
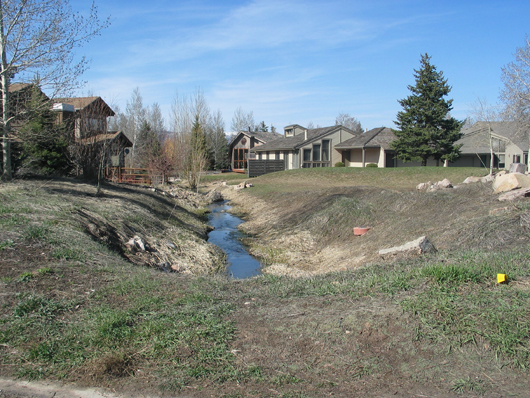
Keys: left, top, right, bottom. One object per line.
{"left": 334, "top": 162, "right": 345, "bottom": 167}
{"left": 366, "top": 163, "right": 378, "bottom": 168}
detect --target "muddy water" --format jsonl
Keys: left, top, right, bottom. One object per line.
{"left": 207, "top": 201, "right": 262, "bottom": 279}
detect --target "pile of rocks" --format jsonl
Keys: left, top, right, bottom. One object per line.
{"left": 416, "top": 178, "right": 453, "bottom": 192}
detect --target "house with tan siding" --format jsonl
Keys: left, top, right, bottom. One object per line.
{"left": 251, "top": 124, "right": 358, "bottom": 169}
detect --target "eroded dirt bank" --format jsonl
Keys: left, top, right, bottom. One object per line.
{"left": 220, "top": 181, "right": 530, "bottom": 276}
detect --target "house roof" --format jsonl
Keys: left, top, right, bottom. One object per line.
{"left": 229, "top": 129, "right": 283, "bottom": 147}
{"left": 252, "top": 125, "right": 354, "bottom": 152}
{"left": 55, "top": 96, "right": 115, "bottom": 117}
{"left": 457, "top": 121, "right": 530, "bottom": 154}
{"left": 8, "top": 83, "right": 33, "bottom": 93}
{"left": 334, "top": 127, "right": 396, "bottom": 150}
{"left": 77, "top": 131, "right": 132, "bottom": 147}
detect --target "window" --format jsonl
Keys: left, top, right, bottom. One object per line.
{"left": 322, "top": 140, "right": 330, "bottom": 162}
{"left": 303, "top": 149, "right": 311, "bottom": 162}
{"left": 514, "top": 155, "right": 521, "bottom": 163}
{"left": 313, "top": 144, "right": 321, "bottom": 161}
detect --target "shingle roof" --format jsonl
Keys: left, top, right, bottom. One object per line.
{"left": 228, "top": 130, "right": 283, "bottom": 146}
{"left": 55, "top": 96, "right": 115, "bottom": 116}
{"left": 334, "top": 127, "right": 396, "bottom": 150}
{"left": 457, "top": 122, "right": 530, "bottom": 153}
{"left": 252, "top": 125, "right": 346, "bottom": 152}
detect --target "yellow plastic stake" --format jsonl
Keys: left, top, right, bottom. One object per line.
{"left": 497, "top": 274, "right": 507, "bottom": 284}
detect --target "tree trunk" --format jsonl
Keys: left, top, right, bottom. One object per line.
{"left": 0, "top": 4, "right": 11, "bottom": 180}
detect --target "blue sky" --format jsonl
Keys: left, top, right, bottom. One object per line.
{"left": 72, "top": 0, "right": 529, "bottom": 132}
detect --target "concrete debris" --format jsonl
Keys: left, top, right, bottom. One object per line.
{"left": 379, "top": 236, "right": 437, "bottom": 258}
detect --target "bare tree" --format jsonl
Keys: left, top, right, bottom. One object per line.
{"left": 125, "top": 87, "right": 146, "bottom": 166}
{"left": 335, "top": 112, "right": 363, "bottom": 133}
{"left": 231, "top": 107, "right": 255, "bottom": 134}
{"left": 501, "top": 36, "right": 530, "bottom": 125}
{"left": 0, "top": 0, "right": 109, "bottom": 180}
{"left": 468, "top": 97, "right": 502, "bottom": 175}
{"left": 207, "top": 109, "right": 228, "bottom": 170}
{"left": 147, "top": 102, "right": 166, "bottom": 140}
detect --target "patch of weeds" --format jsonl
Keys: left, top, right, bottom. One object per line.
{"left": 13, "top": 295, "right": 72, "bottom": 318}
{"left": 37, "top": 267, "right": 54, "bottom": 275}
{"left": 23, "top": 225, "right": 49, "bottom": 240}
{"left": 14, "top": 366, "right": 46, "bottom": 381}
{"left": 451, "top": 376, "right": 486, "bottom": 394}
{"left": 18, "top": 272, "right": 35, "bottom": 282}
{"left": 421, "top": 263, "right": 483, "bottom": 285}
{"left": 0, "top": 214, "right": 28, "bottom": 226}
{"left": 270, "top": 373, "right": 303, "bottom": 386}
{"left": 0, "top": 239, "right": 14, "bottom": 250}
{"left": 52, "top": 247, "right": 85, "bottom": 261}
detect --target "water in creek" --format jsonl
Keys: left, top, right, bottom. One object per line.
{"left": 207, "top": 201, "right": 263, "bottom": 279}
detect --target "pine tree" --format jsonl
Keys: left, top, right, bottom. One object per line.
{"left": 391, "top": 54, "right": 464, "bottom": 166}
{"left": 18, "top": 86, "right": 72, "bottom": 175}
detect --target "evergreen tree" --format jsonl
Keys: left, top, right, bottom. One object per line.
{"left": 391, "top": 54, "right": 464, "bottom": 166}
{"left": 257, "top": 121, "right": 268, "bottom": 132}
{"left": 18, "top": 86, "right": 72, "bottom": 175}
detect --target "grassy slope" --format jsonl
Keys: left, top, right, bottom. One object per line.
{"left": 1, "top": 170, "right": 530, "bottom": 397}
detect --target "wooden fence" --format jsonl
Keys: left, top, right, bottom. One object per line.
{"left": 105, "top": 167, "right": 164, "bottom": 185}
{"left": 247, "top": 159, "right": 285, "bottom": 178}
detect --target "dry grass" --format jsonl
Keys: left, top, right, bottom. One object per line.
{"left": 223, "top": 168, "right": 523, "bottom": 276}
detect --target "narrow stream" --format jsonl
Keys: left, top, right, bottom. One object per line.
{"left": 207, "top": 201, "right": 263, "bottom": 279}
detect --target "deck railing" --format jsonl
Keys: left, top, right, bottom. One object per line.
{"left": 105, "top": 167, "right": 164, "bottom": 185}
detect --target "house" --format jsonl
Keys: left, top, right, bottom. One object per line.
{"left": 53, "top": 96, "right": 131, "bottom": 177}
{"left": 229, "top": 129, "right": 283, "bottom": 172}
{"left": 53, "top": 96, "right": 115, "bottom": 140}
{"left": 250, "top": 124, "right": 358, "bottom": 169}
{"left": 334, "top": 127, "right": 398, "bottom": 167}
{"left": 448, "top": 121, "right": 529, "bottom": 169}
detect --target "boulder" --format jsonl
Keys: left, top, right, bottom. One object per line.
{"left": 493, "top": 173, "right": 530, "bottom": 194}
{"left": 481, "top": 174, "right": 494, "bottom": 183}
{"left": 463, "top": 176, "right": 483, "bottom": 184}
{"left": 379, "top": 236, "right": 437, "bottom": 258}
{"left": 509, "top": 163, "right": 527, "bottom": 174}
{"left": 206, "top": 189, "right": 224, "bottom": 203}
{"left": 438, "top": 178, "right": 452, "bottom": 189}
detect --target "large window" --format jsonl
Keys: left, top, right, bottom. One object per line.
{"left": 313, "top": 144, "right": 321, "bottom": 161}
{"left": 322, "top": 140, "right": 330, "bottom": 162}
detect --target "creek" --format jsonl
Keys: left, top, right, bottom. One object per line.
{"left": 207, "top": 201, "right": 263, "bottom": 279}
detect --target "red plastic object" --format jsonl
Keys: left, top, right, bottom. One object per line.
{"left": 353, "top": 227, "right": 370, "bottom": 236}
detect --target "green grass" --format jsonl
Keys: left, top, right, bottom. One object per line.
{"left": 246, "top": 167, "right": 489, "bottom": 197}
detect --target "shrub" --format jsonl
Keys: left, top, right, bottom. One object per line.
{"left": 334, "top": 162, "right": 345, "bottom": 167}
{"left": 366, "top": 163, "right": 378, "bottom": 168}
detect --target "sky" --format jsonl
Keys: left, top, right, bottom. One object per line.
{"left": 70, "top": 0, "right": 530, "bottom": 133}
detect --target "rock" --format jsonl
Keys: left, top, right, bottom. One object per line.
{"left": 493, "top": 173, "right": 530, "bottom": 194}
{"left": 438, "top": 178, "right": 452, "bottom": 188}
{"left": 509, "top": 163, "right": 527, "bottom": 174}
{"left": 416, "top": 182, "right": 429, "bottom": 190}
{"left": 165, "top": 240, "right": 177, "bottom": 249}
{"left": 481, "top": 174, "right": 494, "bottom": 183}
{"left": 245, "top": 183, "right": 253, "bottom": 188}
{"left": 498, "top": 187, "right": 530, "bottom": 201}
{"left": 463, "top": 176, "right": 483, "bottom": 184}
{"left": 206, "top": 189, "right": 223, "bottom": 203}
{"left": 379, "top": 236, "right": 437, "bottom": 258}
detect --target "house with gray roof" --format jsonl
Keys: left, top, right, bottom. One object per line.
{"left": 448, "top": 121, "right": 529, "bottom": 169}
{"left": 334, "top": 127, "right": 398, "bottom": 167}
{"left": 250, "top": 124, "right": 358, "bottom": 169}
{"left": 229, "top": 129, "right": 283, "bottom": 172}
